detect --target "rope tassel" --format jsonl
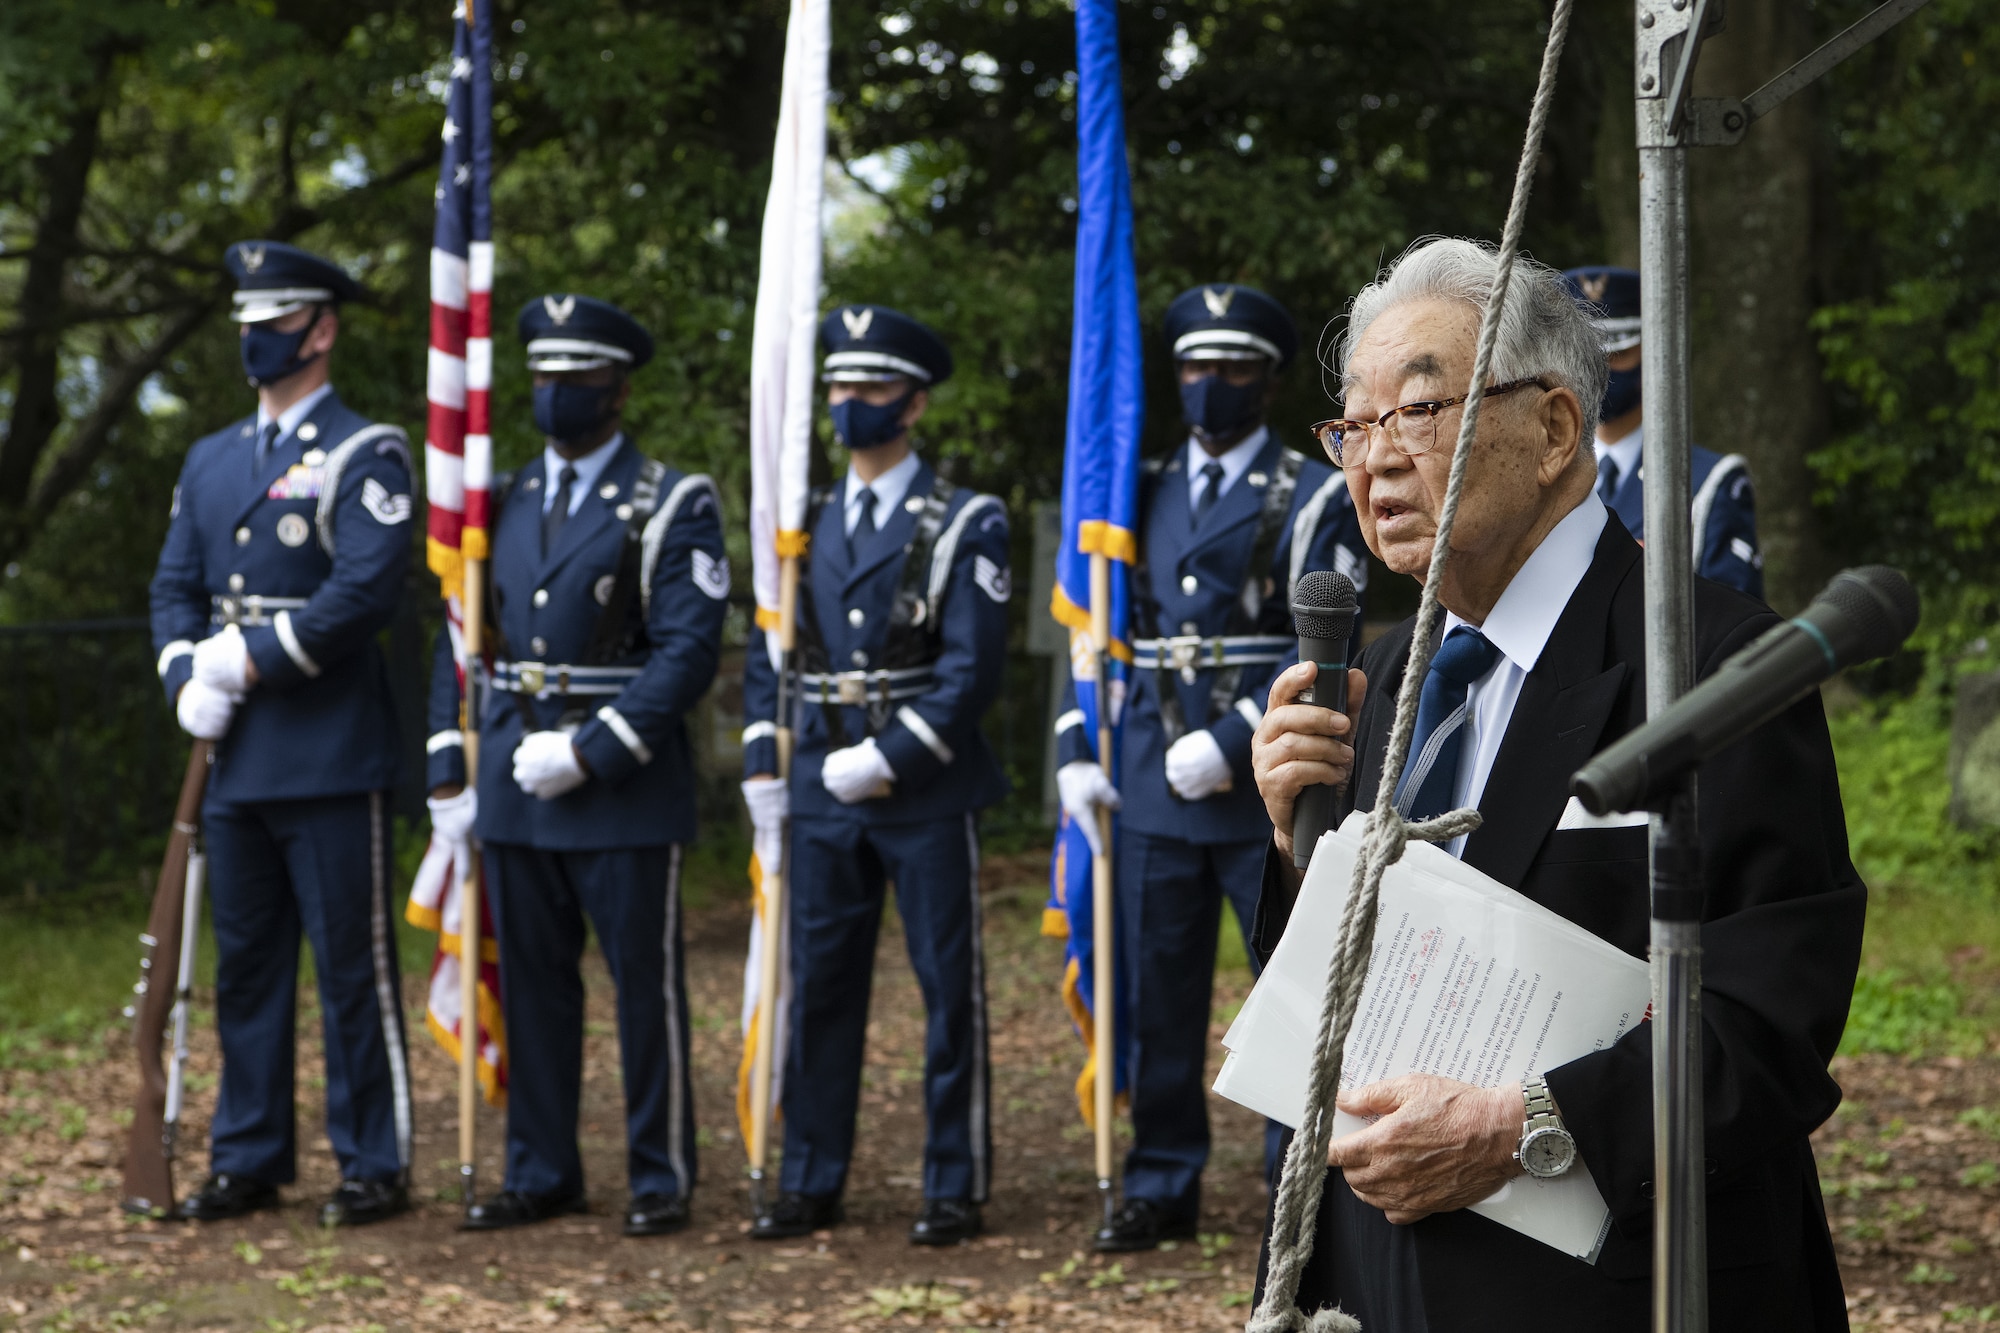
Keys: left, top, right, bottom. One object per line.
{"left": 1250, "top": 0, "right": 1577, "bottom": 1326}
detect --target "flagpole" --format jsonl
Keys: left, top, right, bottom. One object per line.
{"left": 457, "top": 554, "right": 485, "bottom": 1213}
{"left": 1089, "top": 551, "right": 1118, "bottom": 1227}
{"left": 748, "top": 553, "right": 799, "bottom": 1209}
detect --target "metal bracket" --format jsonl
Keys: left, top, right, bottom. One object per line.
{"left": 1652, "top": 0, "right": 1938, "bottom": 150}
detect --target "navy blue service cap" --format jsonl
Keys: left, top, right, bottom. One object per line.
{"left": 226, "top": 241, "right": 364, "bottom": 324}
{"left": 517, "top": 294, "right": 655, "bottom": 373}
{"left": 1560, "top": 267, "right": 1642, "bottom": 353}
{"left": 819, "top": 305, "right": 953, "bottom": 385}
{"left": 1164, "top": 283, "right": 1298, "bottom": 368}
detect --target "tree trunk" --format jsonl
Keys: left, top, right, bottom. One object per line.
{"left": 1687, "top": 5, "right": 1832, "bottom": 613}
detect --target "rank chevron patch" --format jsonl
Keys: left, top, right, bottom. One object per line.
{"left": 361, "top": 478, "right": 414, "bottom": 525}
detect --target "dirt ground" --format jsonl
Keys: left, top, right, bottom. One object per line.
{"left": 3, "top": 852, "right": 1998, "bottom": 1331}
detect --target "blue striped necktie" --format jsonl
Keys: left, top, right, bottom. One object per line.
{"left": 1393, "top": 626, "right": 1503, "bottom": 823}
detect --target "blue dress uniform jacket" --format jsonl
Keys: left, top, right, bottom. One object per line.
{"left": 427, "top": 439, "right": 727, "bottom": 850}
{"left": 1055, "top": 436, "right": 1366, "bottom": 844}
{"left": 1605, "top": 443, "right": 1764, "bottom": 599}
{"left": 150, "top": 391, "right": 414, "bottom": 801}
{"left": 740, "top": 460, "right": 1011, "bottom": 820}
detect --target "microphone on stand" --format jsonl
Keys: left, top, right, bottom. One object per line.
{"left": 1289, "top": 570, "right": 1359, "bottom": 868}
{"left": 1573, "top": 565, "right": 1919, "bottom": 814}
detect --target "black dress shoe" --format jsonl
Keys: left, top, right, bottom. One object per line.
{"left": 180, "top": 1173, "right": 280, "bottom": 1222}
{"left": 320, "top": 1179, "right": 410, "bottom": 1228}
{"left": 459, "top": 1189, "right": 588, "bottom": 1232}
{"left": 623, "top": 1192, "right": 690, "bottom": 1237}
{"left": 1093, "top": 1198, "right": 1198, "bottom": 1253}
{"left": 750, "top": 1192, "right": 843, "bottom": 1241}
{"left": 909, "top": 1197, "right": 982, "bottom": 1246}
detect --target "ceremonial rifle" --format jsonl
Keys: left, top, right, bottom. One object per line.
{"left": 120, "top": 739, "right": 213, "bottom": 1218}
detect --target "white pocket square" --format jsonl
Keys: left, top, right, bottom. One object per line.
{"left": 1556, "top": 796, "right": 1648, "bottom": 831}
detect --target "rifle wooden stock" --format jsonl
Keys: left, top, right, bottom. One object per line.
{"left": 121, "top": 740, "right": 212, "bottom": 1217}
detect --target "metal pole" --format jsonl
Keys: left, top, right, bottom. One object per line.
{"left": 1637, "top": 1, "right": 1706, "bottom": 1326}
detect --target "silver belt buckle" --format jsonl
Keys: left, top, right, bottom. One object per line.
{"left": 518, "top": 662, "right": 547, "bottom": 693}
{"left": 1168, "top": 635, "right": 1202, "bottom": 685}
{"left": 835, "top": 671, "right": 869, "bottom": 707}
{"left": 215, "top": 594, "right": 243, "bottom": 626}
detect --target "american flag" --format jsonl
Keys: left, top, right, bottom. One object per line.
{"left": 406, "top": 0, "right": 505, "bottom": 1106}
{"left": 425, "top": 0, "right": 493, "bottom": 595}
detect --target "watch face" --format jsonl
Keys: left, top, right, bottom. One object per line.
{"left": 1521, "top": 1127, "right": 1577, "bottom": 1178}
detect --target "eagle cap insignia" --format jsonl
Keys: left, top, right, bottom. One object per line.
{"left": 1578, "top": 273, "right": 1608, "bottom": 304}
{"left": 544, "top": 294, "right": 576, "bottom": 326}
{"left": 841, "top": 307, "right": 874, "bottom": 340}
{"left": 1202, "top": 286, "right": 1234, "bottom": 318}
{"left": 240, "top": 244, "right": 266, "bottom": 274}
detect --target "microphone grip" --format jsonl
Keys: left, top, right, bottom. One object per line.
{"left": 1289, "top": 640, "right": 1352, "bottom": 869}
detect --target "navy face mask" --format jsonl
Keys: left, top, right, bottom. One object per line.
{"left": 1600, "top": 364, "right": 1642, "bottom": 422}
{"left": 831, "top": 392, "right": 914, "bottom": 450}
{"left": 533, "top": 380, "right": 621, "bottom": 445}
{"left": 1180, "top": 369, "right": 1266, "bottom": 439}
{"left": 240, "top": 312, "right": 323, "bottom": 388}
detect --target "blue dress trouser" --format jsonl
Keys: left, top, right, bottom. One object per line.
{"left": 485, "top": 842, "right": 696, "bottom": 1201}
{"left": 781, "top": 813, "right": 991, "bottom": 1203}
{"left": 1116, "top": 827, "right": 1279, "bottom": 1214}
{"left": 204, "top": 792, "right": 412, "bottom": 1185}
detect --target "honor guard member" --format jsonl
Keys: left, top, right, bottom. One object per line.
{"left": 149, "top": 240, "right": 416, "bottom": 1227}
{"left": 1560, "top": 266, "right": 1764, "bottom": 597}
{"left": 428, "top": 295, "right": 728, "bottom": 1236}
{"left": 1053, "top": 283, "right": 1369, "bottom": 1252}
{"left": 740, "top": 305, "right": 1010, "bottom": 1247}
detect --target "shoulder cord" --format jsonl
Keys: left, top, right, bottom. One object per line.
{"left": 313, "top": 424, "right": 412, "bottom": 559}
{"left": 1250, "top": 3, "right": 1577, "bottom": 1329}
{"left": 1688, "top": 454, "right": 1748, "bottom": 570}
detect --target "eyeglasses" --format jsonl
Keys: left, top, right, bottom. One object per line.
{"left": 1310, "top": 377, "right": 1550, "bottom": 468}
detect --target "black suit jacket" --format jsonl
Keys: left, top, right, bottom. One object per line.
{"left": 1253, "top": 513, "right": 1860, "bottom": 1332}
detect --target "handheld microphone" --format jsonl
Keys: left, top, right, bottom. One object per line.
{"left": 1572, "top": 565, "right": 1918, "bottom": 815}
{"left": 1289, "top": 570, "right": 1359, "bottom": 868}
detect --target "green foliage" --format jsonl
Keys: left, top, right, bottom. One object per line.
{"left": 1810, "top": 0, "right": 2000, "bottom": 665}
{"left": 1840, "top": 969, "right": 1983, "bottom": 1058}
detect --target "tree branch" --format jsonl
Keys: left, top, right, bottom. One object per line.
{"left": 0, "top": 299, "right": 215, "bottom": 568}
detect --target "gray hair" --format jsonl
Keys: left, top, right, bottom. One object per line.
{"left": 1335, "top": 236, "right": 1607, "bottom": 444}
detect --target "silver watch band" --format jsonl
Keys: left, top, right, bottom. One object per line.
{"left": 1523, "top": 1074, "right": 1559, "bottom": 1125}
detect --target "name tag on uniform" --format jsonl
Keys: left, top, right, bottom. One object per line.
{"left": 267, "top": 464, "right": 325, "bottom": 500}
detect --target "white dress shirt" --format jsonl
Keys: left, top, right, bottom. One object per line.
{"left": 541, "top": 432, "right": 625, "bottom": 516}
{"left": 254, "top": 382, "right": 334, "bottom": 446}
{"left": 1438, "top": 491, "right": 1609, "bottom": 855}
{"left": 1594, "top": 423, "right": 1644, "bottom": 493}
{"left": 1185, "top": 425, "right": 1269, "bottom": 518}
{"left": 843, "top": 448, "right": 923, "bottom": 537}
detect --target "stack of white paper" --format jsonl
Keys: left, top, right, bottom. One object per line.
{"left": 1215, "top": 813, "right": 1649, "bottom": 1262}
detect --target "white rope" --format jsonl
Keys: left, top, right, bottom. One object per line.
{"left": 1249, "top": 3, "right": 1578, "bottom": 1328}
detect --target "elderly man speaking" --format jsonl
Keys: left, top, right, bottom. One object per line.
{"left": 1248, "top": 238, "right": 1861, "bottom": 1330}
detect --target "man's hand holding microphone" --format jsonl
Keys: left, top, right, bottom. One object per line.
{"left": 1254, "top": 571, "right": 1365, "bottom": 867}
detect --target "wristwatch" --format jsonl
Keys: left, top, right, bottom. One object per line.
{"left": 1515, "top": 1075, "right": 1577, "bottom": 1179}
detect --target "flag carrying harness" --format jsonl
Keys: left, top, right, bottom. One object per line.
{"left": 1251, "top": 2, "right": 1577, "bottom": 1328}
{"left": 1131, "top": 448, "right": 1303, "bottom": 746}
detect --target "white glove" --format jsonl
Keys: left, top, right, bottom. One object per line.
{"left": 175, "top": 679, "right": 238, "bottom": 740}
{"left": 427, "top": 786, "right": 478, "bottom": 843}
{"left": 411, "top": 788, "right": 480, "bottom": 929}
{"left": 821, "top": 737, "right": 896, "bottom": 804}
{"left": 1165, "top": 729, "right": 1234, "bottom": 801}
{"left": 192, "top": 625, "right": 252, "bottom": 696}
{"left": 1056, "top": 761, "right": 1122, "bottom": 858}
{"left": 741, "top": 777, "right": 790, "bottom": 835}
{"left": 512, "top": 731, "right": 588, "bottom": 800}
